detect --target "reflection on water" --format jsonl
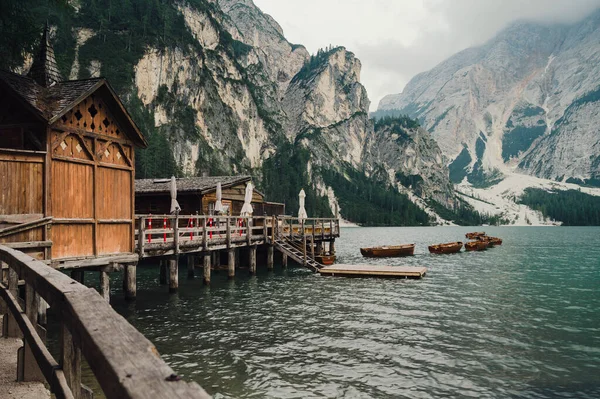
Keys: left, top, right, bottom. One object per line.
{"left": 88, "top": 227, "right": 600, "bottom": 398}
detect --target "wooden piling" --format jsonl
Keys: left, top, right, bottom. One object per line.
{"left": 99, "top": 271, "right": 110, "bottom": 303}
{"left": 203, "top": 253, "right": 211, "bottom": 285}
{"left": 159, "top": 260, "right": 167, "bottom": 285}
{"left": 227, "top": 249, "right": 235, "bottom": 279}
{"left": 249, "top": 246, "right": 257, "bottom": 275}
{"left": 282, "top": 254, "right": 288, "bottom": 268}
{"left": 125, "top": 264, "right": 136, "bottom": 300}
{"left": 169, "top": 257, "right": 178, "bottom": 293}
{"left": 187, "top": 254, "right": 195, "bottom": 279}
{"left": 330, "top": 240, "right": 336, "bottom": 255}
{"left": 267, "top": 245, "right": 274, "bottom": 270}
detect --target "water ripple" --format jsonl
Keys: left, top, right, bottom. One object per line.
{"left": 108, "top": 226, "right": 600, "bottom": 398}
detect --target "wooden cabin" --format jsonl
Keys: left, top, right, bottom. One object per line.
{"left": 135, "top": 176, "right": 285, "bottom": 216}
{"left": 0, "top": 28, "right": 147, "bottom": 265}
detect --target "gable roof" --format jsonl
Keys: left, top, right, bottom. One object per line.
{"left": 0, "top": 70, "right": 148, "bottom": 147}
{"left": 135, "top": 176, "right": 254, "bottom": 195}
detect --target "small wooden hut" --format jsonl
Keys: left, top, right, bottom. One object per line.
{"left": 0, "top": 27, "right": 147, "bottom": 265}
{"left": 135, "top": 176, "right": 285, "bottom": 216}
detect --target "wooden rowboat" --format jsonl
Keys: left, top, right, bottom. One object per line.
{"left": 465, "top": 240, "right": 489, "bottom": 251}
{"left": 428, "top": 242, "right": 463, "bottom": 254}
{"left": 477, "top": 236, "right": 503, "bottom": 246}
{"left": 360, "top": 244, "right": 415, "bottom": 258}
{"left": 465, "top": 231, "right": 486, "bottom": 239}
{"left": 315, "top": 254, "right": 336, "bottom": 265}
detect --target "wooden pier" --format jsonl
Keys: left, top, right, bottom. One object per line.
{"left": 319, "top": 264, "right": 427, "bottom": 279}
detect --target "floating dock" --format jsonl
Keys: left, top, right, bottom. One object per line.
{"left": 319, "top": 264, "right": 427, "bottom": 279}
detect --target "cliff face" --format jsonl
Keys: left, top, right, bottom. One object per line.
{"left": 378, "top": 10, "right": 600, "bottom": 187}
{"left": 34, "top": 0, "right": 454, "bottom": 223}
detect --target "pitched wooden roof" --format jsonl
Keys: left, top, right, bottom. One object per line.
{"left": 135, "top": 176, "right": 253, "bottom": 195}
{"left": 0, "top": 28, "right": 148, "bottom": 148}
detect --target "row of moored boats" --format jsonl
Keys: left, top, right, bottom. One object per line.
{"left": 360, "top": 232, "right": 503, "bottom": 258}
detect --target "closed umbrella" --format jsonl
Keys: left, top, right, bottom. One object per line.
{"left": 214, "top": 182, "right": 223, "bottom": 214}
{"left": 240, "top": 182, "right": 253, "bottom": 216}
{"left": 298, "top": 189, "right": 308, "bottom": 222}
{"left": 170, "top": 176, "right": 181, "bottom": 214}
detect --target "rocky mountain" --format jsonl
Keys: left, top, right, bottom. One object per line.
{"left": 378, "top": 9, "right": 600, "bottom": 188}
{"left": 4, "top": 0, "right": 460, "bottom": 224}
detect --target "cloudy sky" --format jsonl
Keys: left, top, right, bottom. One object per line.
{"left": 253, "top": 0, "right": 600, "bottom": 111}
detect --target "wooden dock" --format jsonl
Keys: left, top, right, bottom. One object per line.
{"left": 319, "top": 264, "right": 427, "bottom": 279}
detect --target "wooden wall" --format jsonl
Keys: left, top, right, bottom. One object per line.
{"left": 49, "top": 91, "right": 135, "bottom": 260}
{"left": 0, "top": 150, "right": 45, "bottom": 215}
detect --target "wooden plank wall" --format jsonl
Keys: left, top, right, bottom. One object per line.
{"left": 0, "top": 151, "right": 44, "bottom": 215}
{"left": 49, "top": 91, "right": 136, "bottom": 260}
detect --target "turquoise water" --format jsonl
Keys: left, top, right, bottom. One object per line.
{"left": 107, "top": 227, "right": 600, "bottom": 398}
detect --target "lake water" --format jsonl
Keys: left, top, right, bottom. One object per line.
{"left": 105, "top": 227, "right": 600, "bottom": 398}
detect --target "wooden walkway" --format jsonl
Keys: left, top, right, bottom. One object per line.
{"left": 319, "top": 264, "right": 427, "bottom": 279}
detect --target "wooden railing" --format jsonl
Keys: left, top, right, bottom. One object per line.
{"left": 0, "top": 245, "right": 209, "bottom": 399}
{"left": 134, "top": 214, "right": 340, "bottom": 258}
{"left": 275, "top": 216, "right": 340, "bottom": 241}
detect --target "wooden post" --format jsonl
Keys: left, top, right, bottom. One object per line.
{"left": 282, "top": 254, "right": 288, "bottom": 268}
{"left": 330, "top": 240, "right": 336, "bottom": 255}
{"left": 263, "top": 218, "right": 268, "bottom": 243}
{"left": 311, "top": 220, "right": 316, "bottom": 259}
{"left": 169, "top": 257, "right": 178, "bottom": 293}
{"left": 227, "top": 249, "right": 235, "bottom": 279}
{"left": 249, "top": 246, "right": 257, "bottom": 275}
{"left": 60, "top": 323, "right": 82, "bottom": 399}
{"left": 99, "top": 271, "right": 110, "bottom": 302}
{"left": 226, "top": 217, "right": 231, "bottom": 249}
{"left": 187, "top": 254, "right": 195, "bottom": 279}
{"left": 289, "top": 219, "right": 293, "bottom": 240}
{"left": 316, "top": 242, "right": 323, "bottom": 255}
{"left": 38, "top": 298, "right": 48, "bottom": 325}
{"left": 267, "top": 245, "right": 274, "bottom": 270}
{"left": 173, "top": 213, "right": 180, "bottom": 255}
{"left": 125, "top": 264, "right": 136, "bottom": 300}
{"left": 138, "top": 216, "right": 145, "bottom": 256}
{"left": 329, "top": 220, "right": 333, "bottom": 239}
{"left": 302, "top": 219, "right": 307, "bottom": 266}
{"left": 21, "top": 284, "right": 44, "bottom": 382}
{"left": 6, "top": 267, "right": 21, "bottom": 337}
{"left": 202, "top": 216, "right": 208, "bottom": 250}
{"left": 159, "top": 260, "right": 167, "bottom": 285}
{"left": 321, "top": 220, "right": 325, "bottom": 240}
{"left": 336, "top": 218, "right": 340, "bottom": 236}
{"left": 272, "top": 216, "right": 276, "bottom": 242}
{"left": 246, "top": 217, "right": 252, "bottom": 245}
{"left": 203, "top": 253, "right": 211, "bottom": 285}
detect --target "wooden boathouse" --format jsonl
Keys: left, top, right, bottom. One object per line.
{"left": 0, "top": 28, "right": 146, "bottom": 271}
{"left": 0, "top": 27, "right": 209, "bottom": 399}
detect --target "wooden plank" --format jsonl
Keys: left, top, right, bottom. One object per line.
{"left": 3, "top": 240, "right": 52, "bottom": 249}
{"left": 319, "top": 264, "right": 427, "bottom": 279}
{"left": 60, "top": 323, "right": 82, "bottom": 399}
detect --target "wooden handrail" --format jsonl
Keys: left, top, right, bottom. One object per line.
{"left": 0, "top": 245, "right": 210, "bottom": 399}
{"left": 0, "top": 217, "right": 52, "bottom": 238}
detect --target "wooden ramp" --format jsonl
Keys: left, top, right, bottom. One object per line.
{"left": 319, "top": 264, "right": 427, "bottom": 279}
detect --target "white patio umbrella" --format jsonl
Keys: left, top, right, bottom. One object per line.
{"left": 240, "top": 182, "right": 254, "bottom": 216}
{"left": 170, "top": 176, "right": 181, "bottom": 214}
{"left": 298, "top": 189, "right": 308, "bottom": 222}
{"left": 214, "top": 182, "right": 223, "bottom": 214}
